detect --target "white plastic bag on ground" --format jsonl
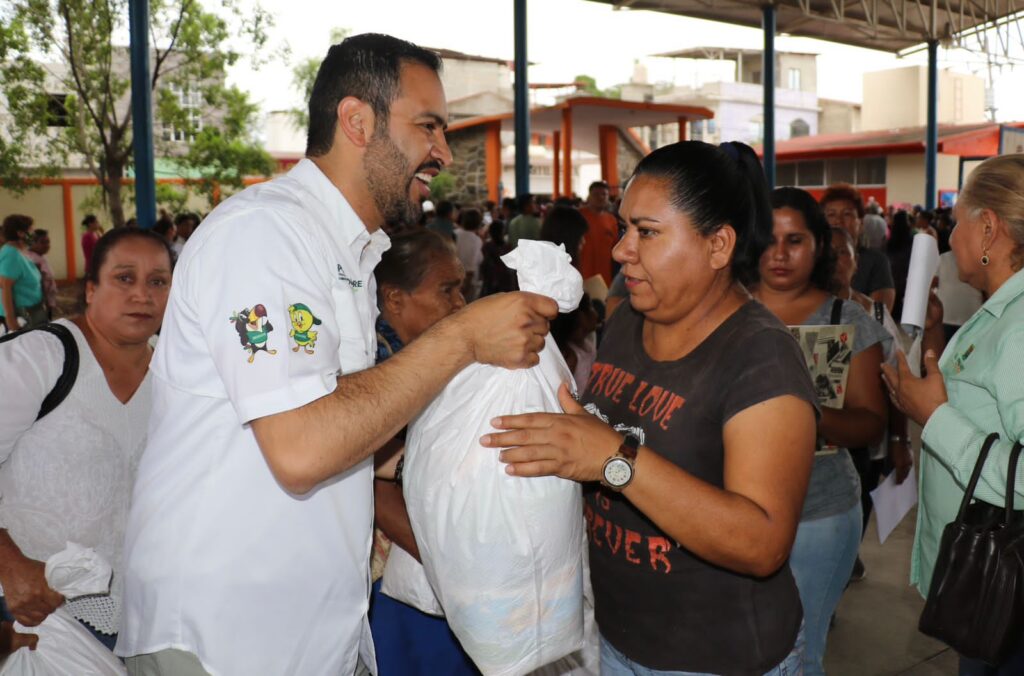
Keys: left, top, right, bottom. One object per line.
{"left": 403, "top": 240, "right": 586, "bottom": 676}
{"left": 0, "top": 542, "right": 124, "bottom": 675}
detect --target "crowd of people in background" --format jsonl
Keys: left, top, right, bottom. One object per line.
{"left": 0, "top": 166, "right": 1012, "bottom": 675}
{"left": 1, "top": 30, "right": 1022, "bottom": 676}
{"left": 0, "top": 209, "right": 201, "bottom": 336}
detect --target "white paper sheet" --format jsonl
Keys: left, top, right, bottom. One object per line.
{"left": 870, "top": 469, "right": 919, "bottom": 544}
{"left": 900, "top": 233, "right": 940, "bottom": 333}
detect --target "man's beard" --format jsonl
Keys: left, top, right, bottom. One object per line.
{"left": 363, "top": 132, "right": 422, "bottom": 227}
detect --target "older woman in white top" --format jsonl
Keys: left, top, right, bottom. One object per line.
{"left": 0, "top": 228, "right": 172, "bottom": 652}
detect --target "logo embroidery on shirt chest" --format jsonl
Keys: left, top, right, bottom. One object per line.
{"left": 337, "top": 264, "right": 363, "bottom": 289}
{"left": 953, "top": 344, "right": 975, "bottom": 373}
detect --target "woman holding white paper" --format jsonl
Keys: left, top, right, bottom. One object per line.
{"left": 882, "top": 154, "right": 1024, "bottom": 676}
{"left": 752, "top": 187, "right": 891, "bottom": 676}
{"left": 484, "top": 141, "right": 819, "bottom": 676}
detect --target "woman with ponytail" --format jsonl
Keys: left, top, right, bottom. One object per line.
{"left": 483, "top": 141, "right": 818, "bottom": 675}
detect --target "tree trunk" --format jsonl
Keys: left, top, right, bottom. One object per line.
{"left": 104, "top": 156, "right": 126, "bottom": 228}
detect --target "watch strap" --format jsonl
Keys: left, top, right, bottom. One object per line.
{"left": 619, "top": 433, "right": 639, "bottom": 461}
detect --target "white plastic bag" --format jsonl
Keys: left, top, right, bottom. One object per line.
{"left": 1, "top": 608, "right": 124, "bottom": 676}
{"left": 528, "top": 525, "right": 600, "bottom": 676}
{"left": 1, "top": 542, "right": 124, "bottom": 675}
{"left": 403, "top": 240, "right": 586, "bottom": 676}
{"left": 380, "top": 545, "right": 444, "bottom": 617}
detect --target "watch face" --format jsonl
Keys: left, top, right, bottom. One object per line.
{"left": 603, "top": 457, "right": 633, "bottom": 487}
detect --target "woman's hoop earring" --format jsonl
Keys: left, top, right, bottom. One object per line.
{"left": 981, "top": 252, "right": 990, "bottom": 266}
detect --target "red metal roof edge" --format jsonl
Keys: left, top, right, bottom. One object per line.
{"left": 761, "top": 142, "right": 924, "bottom": 161}
{"left": 446, "top": 97, "right": 714, "bottom": 134}
{"left": 557, "top": 95, "right": 715, "bottom": 120}
{"left": 760, "top": 121, "right": 1021, "bottom": 160}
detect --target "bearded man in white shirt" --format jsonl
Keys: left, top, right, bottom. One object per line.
{"left": 116, "top": 33, "right": 557, "bottom": 676}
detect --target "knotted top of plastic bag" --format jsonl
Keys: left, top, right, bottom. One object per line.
{"left": 501, "top": 240, "right": 584, "bottom": 313}
{"left": 45, "top": 542, "right": 112, "bottom": 599}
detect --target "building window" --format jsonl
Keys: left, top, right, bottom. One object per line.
{"left": 161, "top": 83, "right": 202, "bottom": 143}
{"left": 790, "top": 118, "right": 810, "bottom": 138}
{"left": 856, "top": 157, "right": 886, "bottom": 185}
{"left": 45, "top": 94, "right": 70, "bottom": 127}
{"left": 776, "top": 163, "right": 797, "bottom": 186}
{"left": 748, "top": 120, "right": 764, "bottom": 144}
{"left": 691, "top": 119, "right": 705, "bottom": 141}
{"left": 797, "top": 160, "right": 825, "bottom": 187}
{"left": 788, "top": 68, "right": 801, "bottom": 90}
{"left": 782, "top": 157, "right": 886, "bottom": 188}
{"left": 826, "top": 158, "right": 855, "bottom": 184}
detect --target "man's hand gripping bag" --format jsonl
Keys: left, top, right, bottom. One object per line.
{"left": 403, "top": 240, "right": 586, "bottom": 676}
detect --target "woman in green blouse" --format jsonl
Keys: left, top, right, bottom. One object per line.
{"left": 0, "top": 215, "right": 45, "bottom": 333}
{"left": 883, "top": 153, "right": 1024, "bottom": 676}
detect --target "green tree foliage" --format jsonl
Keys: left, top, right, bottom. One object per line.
{"left": 290, "top": 27, "right": 351, "bottom": 131}
{"left": 429, "top": 171, "right": 455, "bottom": 202}
{"left": 573, "top": 74, "right": 621, "bottom": 99}
{"left": 160, "top": 81, "right": 275, "bottom": 205}
{"left": 0, "top": 0, "right": 274, "bottom": 226}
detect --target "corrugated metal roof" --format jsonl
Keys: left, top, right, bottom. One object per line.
{"left": 587, "top": 0, "right": 1023, "bottom": 54}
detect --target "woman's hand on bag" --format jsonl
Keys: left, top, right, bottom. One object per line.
{"left": 881, "top": 349, "right": 948, "bottom": 427}
{"left": 481, "top": 384, "right": 621, "bottom": 482}
{"left": 0, "top": 554, "right": 63, "bottom": 627}
{"left": 0, "top": 620, "right": 38, "bottom": 654}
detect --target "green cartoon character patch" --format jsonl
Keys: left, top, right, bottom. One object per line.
{"left": 288, "top": 303, "right": 322, "bottom": 354}
{"left": 230, "top": 304, "right": 278, "bottom": 363}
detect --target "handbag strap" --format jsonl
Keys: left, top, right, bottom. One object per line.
{"left": 830, "top": 298, "right": 844, "bottom": 325}
{"left": 956, "top": 432, "right": 1002, "bottom": 523}
{"left": 1004, "top": 440, "right": 1023, "bottom": 525}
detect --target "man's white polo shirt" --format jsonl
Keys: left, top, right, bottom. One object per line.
{"left": 117, "top": 159, "right": 390, "bottom": 675}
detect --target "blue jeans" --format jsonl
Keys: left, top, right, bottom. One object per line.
{"left": 598, "top": 625, "right": 805, "bottom": 675}
{"left": 789, "top": 503, "right": 862, "bottom": 676}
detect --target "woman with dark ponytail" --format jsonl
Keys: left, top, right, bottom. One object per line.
{"left": 483, "top": 141, "right": 818, "bottom": 675}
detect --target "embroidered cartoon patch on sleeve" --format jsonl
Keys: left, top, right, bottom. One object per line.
{"left": 288, "top": 303, "right": 322, "bottom": 355}
{"left": 230, "top": 304, "right": 278, "bottom": 363}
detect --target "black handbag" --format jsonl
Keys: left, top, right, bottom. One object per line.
{"left": 918, "top": 432, "right": 1024, "bottom": 664}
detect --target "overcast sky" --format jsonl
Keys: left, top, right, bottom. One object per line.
{"left": 226, "top": 0, "right": 1024, "bottom": 122}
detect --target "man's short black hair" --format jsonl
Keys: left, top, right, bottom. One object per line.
{"left": 174, "top": 212, "right": 197, "bottom": 226}
{"left": 589, "top": 180, "right": 610, "bottom": 193}
{"left": 306, "top": 33, "right": 442, "bottom": 157}
{"left": 516, "top": 193, "right": 534, "bottom": 210}
{"left": 436, "top": 200, "right": 455, "bottom": 218}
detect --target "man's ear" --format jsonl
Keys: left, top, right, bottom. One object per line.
{"left": 708, "top": 224, "right": 737, "bottom": 272}
{"left": 336, "top": 97, "right": 376, "bottom": 148}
